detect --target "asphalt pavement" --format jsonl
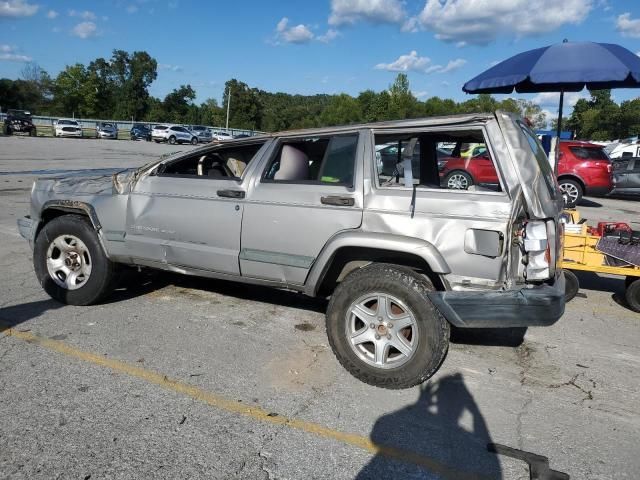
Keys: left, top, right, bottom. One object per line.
{"left": 0, "top": 136, "right": 639, "bottom": 479}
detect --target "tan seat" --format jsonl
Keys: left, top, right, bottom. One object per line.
{"left": 274, "top": 145, "right": 309, "bottom": 181}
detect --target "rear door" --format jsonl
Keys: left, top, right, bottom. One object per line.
{"left": 240, "top": 132, "right": 364, "bottom": 286}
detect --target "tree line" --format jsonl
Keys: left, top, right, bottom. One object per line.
{"left": 2, "top": 49, "right": 639, "bottom": 140}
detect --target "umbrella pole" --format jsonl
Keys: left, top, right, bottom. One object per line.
{"left": 554, "top": 89, "right": 565, "bottom": 172}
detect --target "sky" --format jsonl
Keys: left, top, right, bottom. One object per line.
{"left": 2, "top": 0, "right": 640, "bottom": 119}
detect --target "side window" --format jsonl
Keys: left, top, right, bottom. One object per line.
{"left": 374, "top": 129, "right": 502, "bottom": 192}
{"left": 264, "top": 134, "right": 358, "bottom": 186}
{"left": 157, "top": 142, "right": 266, "bottom": 179}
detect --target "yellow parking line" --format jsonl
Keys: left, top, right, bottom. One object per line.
{"left": 1, "top": 324, "right": 491, "bottom": 480}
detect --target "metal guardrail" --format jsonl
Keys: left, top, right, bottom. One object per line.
{"left": 0, "top": 112, "right": 263, "bottom": 138}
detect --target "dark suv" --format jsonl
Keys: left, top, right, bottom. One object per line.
{"left": 130, "top": 123, "right": 151, "bottom": 141}
{"left": 4, "top": 109, "right": 37, "bottom": 136}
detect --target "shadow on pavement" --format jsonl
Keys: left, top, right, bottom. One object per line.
{"left": 110, "top": 269, "right": 328, "bottom": 314}
{"left": 0, "top": 298, "right": 64, "bottom": 330}
{"left": 450, "top": 327, "right": 527, "bottom": 347}
{"left": 356, "top": 373, "right": 501, "bottom": 480}
{"left": 578, "top": 198, "right": 603, "bottom": 208}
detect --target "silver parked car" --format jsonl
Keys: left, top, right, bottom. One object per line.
{"left": 96, "top": 122, "right": 118, "bottom": 139}
{"left": 152, "top": 125, "right": 198, "bottom": 145}
{"left": 188, "top": 125, "right": 213, "bottom": 143}
{"left": 18, "top": 112, "right": 565, "bottom": 389}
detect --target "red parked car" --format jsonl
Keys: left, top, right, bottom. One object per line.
{"left": 439, "top": 141, "right": 612, "bottom": 207}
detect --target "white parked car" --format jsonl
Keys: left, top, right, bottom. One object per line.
{"left": 152, "top": 125, "right": 198, "bottom": 145}
{"left": 54, "top": 119, "right": 83, "bottom": 138}
{"left": 211, "top": 130, "right": 233, "bottom": 141}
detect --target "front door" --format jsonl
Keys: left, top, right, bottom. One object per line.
{"left": 125, "top": 142, "right": 267, "bottom": 274}
{"left": 241, "top": 132, "right": 364, "bottom": 286}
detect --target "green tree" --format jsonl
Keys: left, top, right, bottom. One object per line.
{"left": 162, "top": 84, "right": 196, "bottom": 123}
{"left": 320, "top": 93, "right": 362, "bottom": 125}
{"left": 224, "top": 79, "right": 263, "bottom": 130}
{"left": 110, "top": 50, "right": 157, "bottom": 120}
{"left": 387, "top": 73, "right": 419, "bottom": 119}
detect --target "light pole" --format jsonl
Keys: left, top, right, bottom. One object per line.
{"left": 225, "top": 87, "right": 231, "bottom": 132}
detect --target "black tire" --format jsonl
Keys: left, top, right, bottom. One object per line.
{"left": 33, "top": 215, "right": 117, "bottom": 305}
{"left": 625, "top": 276, "right": 637, "bottom": 289}
{"left": 563, "top": 269, "right": 579, "bottom": 302}
{"left": 168, "top": 136, "right": 176, "bottom": 145}
{"left": 444, "top": 170, "right": 474, "bottom": 190}
{"left": 154, "top": 139, "right": 160, "bottom": 143}
{"left": 5, "top": 126, "right": 11, "bottom": 135}
{"left": 190, "top": 137, "right": 198, "bottom": 145}
{"left": 625, "top": 278, "right": 640, "bottom": 313}
{"left": 558, "top": 178, "right": 583, "bottom": 208}
{"left": 326, "top": 263, "right": 450, "bottom": 389}
{"left": 29, "top": 128, "right": 36, "bottom": 137}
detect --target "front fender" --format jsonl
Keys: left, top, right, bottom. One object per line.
{"left": 304, "top": 231, "right": 450, "bottom": 296}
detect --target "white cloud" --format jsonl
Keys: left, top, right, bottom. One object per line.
{"left": 318, "top": 28, "right": 340, "bottom": 43}
{"left": 0, "top": 0, "right": 38, "bottom": 17}
{"left": 46, "top": 9, "right": 58, "bottom": 19}
{"left": 329, "top": 0, "right": 406, "bottom": 26}
{"left": 126, "top": 5, "right": 138, "bottom": 14}
{"left": 375, "top": 50, "right": 432, "bottom": 73}
{"left": 532, "top": 91, "right": 588, "bottom": 108}
{"left": 0, "top": 44, "right": 32, "bottom": 62}
{"left": 617, "top": 13, "right": 640, "bottom": 38}
{"left": 275, "top": 17, "right": 314, "bottom": 44}
{"left": 434, "top": 58, "right": 467, "bottom": 73}
{"left": 417, "top": 0, "right": 593, "bottom": 45}
{"left": 69, "top": 10, "right": 97, "bottom": 21}
{"left": 159, "top": 63, "right": 183, "bottom": 72}
{"left": 413, "top": 90, "right": 429, "bottom": 98}
{"left": 72, "top": 21, "right": 98, "bottom": 39}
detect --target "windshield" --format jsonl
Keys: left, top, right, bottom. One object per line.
{"left": 58, "top": 120, "right": 77, "bottom": 125}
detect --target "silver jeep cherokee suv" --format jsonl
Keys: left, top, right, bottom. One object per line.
{"left": 18, "top": 112, "right": 565, "bottom": 389}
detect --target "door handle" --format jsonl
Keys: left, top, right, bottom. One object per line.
{"left": 320, "top": 195, "right": 355, "bottom": 206}
{"left": 217, "top": 189, "right": 245, "bottom": 199}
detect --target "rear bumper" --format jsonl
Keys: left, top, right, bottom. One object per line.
{"left": 584, "top": 185, "right": 611, "bottom": 196}
{"left": 428, "top": 272, "right": 565, "bottom": 328}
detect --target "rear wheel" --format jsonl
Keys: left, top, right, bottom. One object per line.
{"left": 33, "top": 215, "right": 117, "bottom": 305}
{"left": 326, "top": 263, "right": 449, "bottom": 389}
{"left": 625, "top": 278, "right": 640, "bottom": 313}
{"left": 563, "top": 269, "right": 579, "bottom": 302}
{"left": 445, "top": 170, "right": 473, "bottom": 190}
{"left": 29, "top": 128, "right": 36, "bottom": 137}
{"left": 5, "top": 125, "right": 11, "bottom": 135}
{"left": 558, "top": 178, "right": 583, "bottom": 207}
{"left": 168, "top": 136, "right": 176, "bottom": 145}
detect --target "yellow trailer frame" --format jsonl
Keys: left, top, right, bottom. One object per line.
{"left": 561, "top": 209, "right": 640, "bottom": 312}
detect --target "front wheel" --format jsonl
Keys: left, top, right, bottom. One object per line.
{"left": 444, "top": 170, "right": 473, "bottom": 190}
{"left": 5, "top": 126, "right": 11, "bottom": 135}
{"left": 558, "top": 179, "right": 583, "bottom": 208}
{"left": 190, "top": 137, "right": 198, "bottom": 145}
{"left": 326, "top": 263, "right": 449, "bottom": 389}
{"left": 33, "top": 215, "right": 116, "bottom": 305}
{"left": 168, "top": 136, "right": 176, "bottom": 145}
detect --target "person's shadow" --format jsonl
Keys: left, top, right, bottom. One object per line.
{"left": 356, "top": 373, "right": 501, "bottom": 479}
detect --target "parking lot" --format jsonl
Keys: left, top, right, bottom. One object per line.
{"left": 0, "top": 136, "right": 639, "bottom": 479}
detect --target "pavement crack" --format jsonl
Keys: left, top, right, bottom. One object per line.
{"left": 548, "top": 373, "right": 595, "bottom": 403}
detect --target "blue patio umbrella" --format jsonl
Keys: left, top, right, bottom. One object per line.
{"left": 463, "top": 40, "right": 640, "bottom": 138}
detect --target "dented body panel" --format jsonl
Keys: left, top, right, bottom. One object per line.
{"left": 20, "top": 112, "right": 566, "bottom": 328}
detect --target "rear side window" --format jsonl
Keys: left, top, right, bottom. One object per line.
{"left": 264, "top": 134, "right": 358, "bottom": 186}
{"left": 569, "top": 146, "right": 609, "bottom": 160}
{"left": 374, "top": 129, "right": 502, "bottom": 193}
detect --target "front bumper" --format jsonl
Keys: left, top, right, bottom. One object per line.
{"left": 428, "top": 271, "right": 565, "bottom": 328}
{"left": 57, "top": 130, "right": 83, "bottom": 137}
{"left": 17, "top": 215, "right": 36, "bottom": 246}
{"left": 98, "top": 131, "right": 117, "bottom": 139}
